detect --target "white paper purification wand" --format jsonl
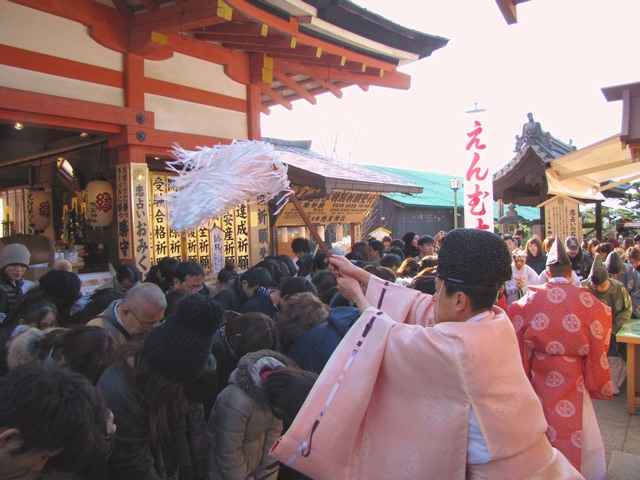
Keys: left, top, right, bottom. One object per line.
{"left": 163, "top": 140, "right": 332, "bottom": 258}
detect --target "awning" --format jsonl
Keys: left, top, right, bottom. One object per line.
{"left": 545, "top": 135, "right": 640, "bottom": 200}
{"left": 266, "top": 139, "right": 422, "bottom": 226}
{"left": 271, "top": 142, "right": 423, "bottom": 195}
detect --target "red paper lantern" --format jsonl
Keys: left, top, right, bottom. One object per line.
{"left": 86, "top": 179, "right": 114, "bottom": 227}
{"left": 28, "top": 189, "right": 52, "bottom": 232}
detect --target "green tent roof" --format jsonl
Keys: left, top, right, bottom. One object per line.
{"left": 358, "top": 164, "right": 540, "bottom": 222}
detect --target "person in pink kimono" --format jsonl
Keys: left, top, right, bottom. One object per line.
{"left": 293, "top": 229, "right": 582, "bottom": 479}
{"left": 510, "top": 238, "right": 613, "bottom": 480}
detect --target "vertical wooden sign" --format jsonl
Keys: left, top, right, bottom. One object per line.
{"left": 116, "top": 165, "right": 133, "bottom": 262}
{"left": 150, "top": 174, "right": 169, "bottom": 261}
{"left": 131, "top": 165, "right": 151, "bottom": 274}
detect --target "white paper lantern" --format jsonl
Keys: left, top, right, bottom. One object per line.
{"left": 28, "top": 189, "right": 52, "bottom": 232}
{"left": 86, "top": 179, "right": 114, "bottom": 227}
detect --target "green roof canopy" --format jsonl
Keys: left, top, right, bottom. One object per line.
{"left": 359, "top": 164, "right": 540, "bottom": 222}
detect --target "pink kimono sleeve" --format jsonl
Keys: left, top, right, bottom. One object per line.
{"left": 584, "top": 299, "right": 614, "bottom": 400}
{"left": 365, "top": 275, "right": 436, "bottom": 326}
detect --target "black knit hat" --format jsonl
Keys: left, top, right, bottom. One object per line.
{"left": 39, "top": 270, "right": 81, "bottom": 305}
{"left": 142, "top": 294, "right": 224, "bottom": 383}
{"left": 437, "top": 229, "right": 512, "bottom": 285}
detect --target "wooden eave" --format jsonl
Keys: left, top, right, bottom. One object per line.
{"left": 494, "top": 0, "right": 531, "bottom": 25}
{"left": 10, "top": 0, "right": 447, "bottom": 112}
{"left": 492, "top": 147, "right": 548, "bottom": 206}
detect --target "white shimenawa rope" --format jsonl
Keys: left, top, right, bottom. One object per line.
{"left": 164, "top": 140, "right": 290, "bottom": 231}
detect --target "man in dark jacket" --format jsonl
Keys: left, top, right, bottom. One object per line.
{"left": 286, "top": 306, "right": 360, "bottom": 373}
{"left": 565, "top": 235, "right": 592, "bottom": 281}
{"left": 292, "top": 237, "right": 314, "bottom": 278}
{"left": 215, "top": 267, "right": 273, "bottom": 313}
{"left": 144, "top": 257, "right": 179, "bottom": 293}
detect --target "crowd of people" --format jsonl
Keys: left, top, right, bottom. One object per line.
{"left": 0, "top": 226, "right": 637, "bottom": 479}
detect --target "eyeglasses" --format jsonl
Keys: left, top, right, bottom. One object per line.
{"left": 183, "top": 282, "right": 203, "bottom": 293}
{"left": 124, "top": 307, "right": 162, "bottom": 332}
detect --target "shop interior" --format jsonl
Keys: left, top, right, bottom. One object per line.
{"left": 0, "top": 120, "right": 121, "bottom": 276}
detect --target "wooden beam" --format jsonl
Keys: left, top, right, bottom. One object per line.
{"left": 312, "top": 77, "right": 343, "bottom": 98}
{"left": 124, "top": 53, "right": 145, "bottom": 109}
{"left": 198, "top": 22, "right": 265, "bottom": 36}
{"left": 0, "top": 44, "right": 245, "bottom": 112}
{"left": 164, "top": 33, "right": 250, "bottom": 85}
{"left": 145, "top": 78, "right": 247, "bottom": 113}
{"left": 263, "top": 83, "right": 340, "bottom": 108}
{"left": 90, "top": 23, "right": 128, "bottom": 53}
{"left": 246, "top": 84, "right": 262, "bottom": 140}
{"left": 129, "top": 30, "right": 174, "bottom": 60}
{"left": 0, "top": 86, "right": 154, "bottom": 128}
{"left": 273, "top": 71, "right": 316, "bottom": 105}
{"left": 129, "top": 0, "right": 227, "bottom": 33}
{"left": 274, "top": 59, "right": 410, "bottom": 89}
{"left": 10, "top": 0, "right": 124, "bottom": 26}
{"left": 271, "top": 78, "right": 347, "bottom": 97}
{"left": 192, "top": 33, "right": 297, "bottom": 49}
{"left": 260, "top": 87, "right": 293, "bottom": 110}
{"left": 0, "top": 108, "right": 121, "bottom": 135}
{"left": 494, "top": 0, "right": 519, "bottom": 25}
{"left": 307, "top": 84, "right": 348, "bottom": 98}
{"left": 11, "top": 0, "right": 129, "bottom": 52}
{"left": 222, "top": 43, "right": 324, "bottom": 60}
{"left": 0, "top": 136, "right": 107, "bottom": 168}
{"left": 0, "top": 44, "right": 123, "bottom": 88}
{"left": 110, "top": 0, "right": 133, "bottom": 16}
{"left": 138, "top": 0, "right": 158, "bottom": 11}
{"left": 108, "top": 125, "right": 232, "bottom": 150}
{"left": 223, "top": 0, "right": 398, "bottom": 71}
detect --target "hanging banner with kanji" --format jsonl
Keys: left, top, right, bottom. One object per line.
{"left": 186, "top": 228, "right": 198, "bottom": 263}
{"left": 463, "top": 117, "right": 494, "bottom": 231}
{"left": 150, "top": 174, "right": 169, "bottom": 261}
{"left": 235, "top": 204, "right": 250, "bottom": 271}
{"left": 165, "top": 176, "right": 183, "bottom": 263}
{"left": 116, "top": 165, "right": 132, "bottom": 261}
{"left": 131, "top": 164, "right": 151, "bottom": 274}
{"left": 211, "top": 226, "right": 224, "bottom": 273}
{"left": 197, "top": 223, "right": 212, "bottom": 272}
{"left": 149, "top": 171, "right": 261, "bottom": 272}
{"left": 250, "top": 203, "right": 270, "bottom": 264}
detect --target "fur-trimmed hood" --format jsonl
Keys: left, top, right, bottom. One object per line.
{"left": 6, "top": 327, "right": 46, "bottom": 370}
{"left": 229, "top": 349, "right": 296, "bottom": 404}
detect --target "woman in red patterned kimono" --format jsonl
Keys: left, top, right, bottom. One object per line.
{"left": 510, "top": 238, "right": 613, "bottom": 480}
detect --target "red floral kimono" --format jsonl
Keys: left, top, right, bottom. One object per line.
{"left": 510, "top": 278, "right": 613, "bottom": 478}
